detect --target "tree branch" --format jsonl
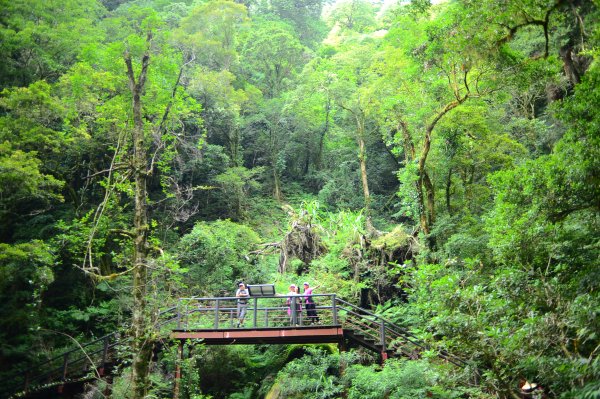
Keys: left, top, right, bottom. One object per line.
{"left": 84, "top": 163, "right": 130, "bottom": 180}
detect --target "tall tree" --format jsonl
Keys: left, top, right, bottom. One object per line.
{"left": 240, "top": 19, "right": 305, "bottom": 98}
{"left": 327, "top": 37, "right": 380, "bottom": 230}
{"left": 0, "top": 0, "right": 104, "bottom": 88}
{"left": 124, "top": 31, "right": 153, "bottom": 399}
{"left": 58, "top": 5, "right": 203, "bottom": 396}
{"left": 375, "top": 5, "right": 498, "bottom": 238}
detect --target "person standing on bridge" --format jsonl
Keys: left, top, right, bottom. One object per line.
{"left": 303, "top": 282, "right": 320, "bottom": 324}
{"left": 236, "top": 282, "right": 249, "bottom": 328}
{"left": 286, "top": 284, "right": 302, "bottom": 325}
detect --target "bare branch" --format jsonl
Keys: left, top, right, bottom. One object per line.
{"left": 84, "top": 163, "right": 130, "bottom": 180}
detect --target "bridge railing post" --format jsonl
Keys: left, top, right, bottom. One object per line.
{"left": 253, "top": 297, "right": 258, "bottom": 328}
{"left": 291, "top": 297, "right": 297, "bottom": 326}
{"left": 184, "top": 300, "right": 190, "bottom": 330}
{"left": 176, "top": 299, "right": 181, "bottom": 330}
{"left": 215, "top": 299, "right": 220, "bottom": 329}
{"left": 332, "top": 295, "right": 338, "bottom": 325}
{"left": 379, "top": 321, "right": 386, "bottom": 351}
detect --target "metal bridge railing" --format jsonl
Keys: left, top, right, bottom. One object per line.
{"left": 8, "top": 294, "right": 473, "bottom": 398}
{"left": 173, "top": 294, "right": 339, "bottom": 330}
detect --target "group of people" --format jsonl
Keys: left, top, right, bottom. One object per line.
{"left": 286, "top": 282, "right": 320, "bottom": 325}
{"left": 234, "top": 282, "right": 320, "bottom": 327}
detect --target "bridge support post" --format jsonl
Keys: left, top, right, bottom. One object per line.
{"left": 58, "top": 352, "right": 68, "bottom": 393}
{"left": 380, "top": 351, "right": 389, "bottom": 364}
{"left": 338, "top": 339, "right": 347, "bottom": 376}
{"left": 173, "top": 340, "right": 184, "bottom": 399}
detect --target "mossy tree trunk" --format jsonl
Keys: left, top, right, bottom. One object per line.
{"left": 125, "top": 33, "right": 153, "bottom": 399}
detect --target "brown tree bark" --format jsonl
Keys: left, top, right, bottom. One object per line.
{"left": 125, "top": 33, "right": 153, "bottom": 399}
{"left": 445, "top": 166, "right": 453, "bottom": 215}
{"left": 416, "top": 96, "right": 467, "bottom": 235}
{"left": 397, "top": 82, "right": 468, "bottom": 237}
{"left": 358, "top": 135, "right": 374, "bottom": 231}
{"left": 315, "top": 95, "right": 331, "bottom": 171}
{"left": 273, "top": 166, "right": 282, "bottom": 201}
{"left": 340, "top": 103, "right": 373, "bottom": 231}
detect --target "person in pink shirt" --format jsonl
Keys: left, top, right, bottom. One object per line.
{"left": 303, "top": 282, "right": 320, "bottom": 324}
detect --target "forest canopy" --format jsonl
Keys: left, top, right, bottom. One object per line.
{"left": 0, "top": 0, "right": 598, "bottom": 398}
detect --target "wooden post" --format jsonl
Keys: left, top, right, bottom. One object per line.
{"left": 173, "top": 340, "right": 184, "bottom": 399}
{"left": 58, "top": 352, "right": 68, "bottom": 393}
{"left": 380, "top": 321, "right": 388, "bottom": 364}
{"left": 338, "top": 339, "right": 347, "bottom": 379}
{"left": 380, "top": 351, "right": 389, "bottom": 363}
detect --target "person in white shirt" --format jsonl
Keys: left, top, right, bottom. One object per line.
{"left": 236, "top": 282, "right": 249, "bottom": 327}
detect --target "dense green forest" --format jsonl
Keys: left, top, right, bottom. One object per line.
{"left": 1, "top": 0, "right": 598, "bottom": 398}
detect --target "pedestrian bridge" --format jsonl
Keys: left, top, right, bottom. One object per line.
{"left": 6, "top": 294, "right": 469, "bottom": 398}
{"left": 171, "top": 293, "right": 344, "bottom": 345}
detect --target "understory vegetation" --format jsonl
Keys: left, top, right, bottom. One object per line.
{"left": 0, "top": 0, "right": 598, "bottom": 398}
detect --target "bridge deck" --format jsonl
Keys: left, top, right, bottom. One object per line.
{"left": 171, "top": 325, "right": 344, "bottom": 345}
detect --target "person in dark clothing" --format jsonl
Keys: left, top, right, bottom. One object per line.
{"left": 303, "top": 282, "right": 320, "bottom": 324}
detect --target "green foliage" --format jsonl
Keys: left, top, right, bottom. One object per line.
{"left": 275, "top": 347, "right": 345, "bottom": 398}
{"left": 0, "top": 0, "right": 105, "bottom": 88}
{"left": 307, "top": 209, "right": 367, "bottom": 298}
{"left": 326, "top": 0, "right": 377, "bottom": 33}
{"left": 0, "top": 142, "right": 63, "bottom": 238}
{"left": 178, "top": 0, "right": 248, "bottom": 70}
{"left": 1, "top": 1, "right": 599, "bottom": 398}
{"left": 344, "top": 359, "right": 440, "bottom": 399}
{"left": 241, "top": 18, "right": 306, "bottom": 98}
{"left": 177, "top": 220, "right": 262, "bottom": 295}
{"left": 273, "top": 349, "right": 484, "bottom": 399}
{"left": 213, "top": 166, "right": 264, "bottom": 220}
{"left": 0, "top": 241, "right": 55, "bottom": 373}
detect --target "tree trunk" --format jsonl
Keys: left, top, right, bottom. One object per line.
{"left": 416, "top": 98, "right": 466, "bottom": 236}
{"left": 303, "top": 137, "right": 311, "bottom": 175}
{"left": 398, "top": 120, "right": 428, "bottom": 233}
{"left": 422, "top": 169, "right": 435, "bottom": 227}
{"left": 273, "top": 166, "right": 282, "bottom": 201}
{"left": 268, "top": 125, "right": 282, "bottom": 201}
{"left": 339, "top": 102, "right": 373, "bottom": 231}
{"left": 445, "top": 166, "right": 452, "bottom": 214}
{"left": 125, "top": 35, "right": 153, "bottom": 399}
{"left": 356, "top": 114, "right": 374, "bottom": 231}
{"left": 315, "top": 96, "right": 331, "bottom": 170}
{"left": 228, "top": 125, "right": 241, "bottom": 167}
